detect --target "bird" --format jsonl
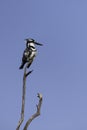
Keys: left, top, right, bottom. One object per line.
{"left": 19, "top": 38, "right": 43, "bottom": 69}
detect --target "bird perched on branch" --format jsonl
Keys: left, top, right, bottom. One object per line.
{"left": 19, "top": 38, "right": 43, "bottom": 69}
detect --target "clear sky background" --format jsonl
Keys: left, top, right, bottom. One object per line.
{"left": 0, "top": 0, "right": 87, "bottom": 129}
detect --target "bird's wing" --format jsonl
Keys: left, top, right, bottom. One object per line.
{"left": 22, "top": 49, "right": 31, "bottom": 61}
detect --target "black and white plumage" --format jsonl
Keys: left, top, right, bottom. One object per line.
{"left": 25, "top": 38, "right": 43, "bottom": 48}
{"left": 19, "top": 38, "right": 43, "bottom": 69}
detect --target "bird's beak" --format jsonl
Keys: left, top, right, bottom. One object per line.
{"left": 34, "top": 42, "right": 43, "bottom": 46}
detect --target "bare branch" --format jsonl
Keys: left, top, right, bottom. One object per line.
{"left": 23, "top": 93, "right": 43, "bottom": 130}
{"left": 16, "top": 65, "right": 33, "bottom": 130}
{"left": 26, "top": 70, "right": 33, "bottom": 77}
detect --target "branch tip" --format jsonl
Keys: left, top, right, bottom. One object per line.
{"left": 26, "top": 70, "right": 33, "bottom": 77}
{"left": 37, "top": 93, "right": 43, "bottom": 100}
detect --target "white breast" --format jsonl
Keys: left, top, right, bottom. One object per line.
{"left": 29, "top": 42, "right": 35, "bottom": 47}
{"left": 29, "top": 51, "right": 37, "bottom": 59}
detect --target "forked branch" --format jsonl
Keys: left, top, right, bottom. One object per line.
{"left": 23, "top": 93, "right": 43, "bottom": 130}
{"left": 16, "top": 64, "right": 43, "bottom": 130}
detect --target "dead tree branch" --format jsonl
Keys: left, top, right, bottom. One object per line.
{"left": 23, "top": 93, "right": 43, "bottom": 130}
{"left": 16, "top": 65, "right": 33, "bottom": 130}
{"left": 16, "top": 63, "right": 43, "bottom": 130}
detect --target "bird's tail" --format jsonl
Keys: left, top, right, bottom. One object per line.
{"left": 19, "top": 62, "right": 25, "bottom": 69}
{"left": 27, "top": 60, "right": 33, "bottom": 68}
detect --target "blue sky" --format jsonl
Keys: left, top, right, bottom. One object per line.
{"left": 0, "top": 0, "right": 87, "bottom": 129}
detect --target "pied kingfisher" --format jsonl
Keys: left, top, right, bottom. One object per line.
{"left": 19, "top": 38, "right": 43, "bottom": 69}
